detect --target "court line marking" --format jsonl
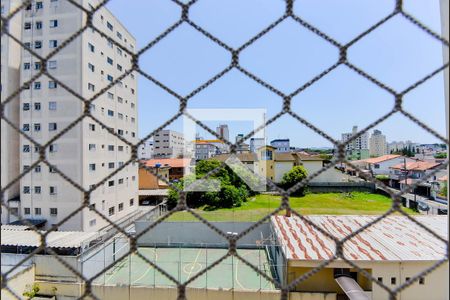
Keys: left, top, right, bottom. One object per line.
{"left": 185, "top": 248, "right": 204, "bottom": 281}
{"left": 131, "top": 248, "right": 158, "bottom": 285}
{"left": 235, "top": 249, "right": 274, "bottom": 290}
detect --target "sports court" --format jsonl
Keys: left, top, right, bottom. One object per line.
{"left": 98, "top": 247, "right": 276, "bottom": 290}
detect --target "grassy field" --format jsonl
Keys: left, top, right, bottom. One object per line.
{"left": 167, "top": 192, "right": 417, "bottom": 222}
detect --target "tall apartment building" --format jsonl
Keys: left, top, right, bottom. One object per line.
{"left": 17, "top": 0, "right": 138, "bottom": 231}
{"left": 270, "top": 139, "right": 290, "bottom": 153}
{"left": 153, "top": 130, "right": 185, "bottom": 158}
{"left": 369, "top": 130, "right": 388, "bottom": 157}
{"left": 216, "top": 124, "right": 229, "bottom": 141}
{"left": 342, "top": 126, "right": 369, "bottom": 160}
{"left": 138, "top": 140, "right": 154, "bottom": 159}
{"left": 1, "top": 0, "right": 22, "bottom": 224}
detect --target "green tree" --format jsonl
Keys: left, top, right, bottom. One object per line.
{"left": 280, "top": 166, "right": 308, "bottom": 195}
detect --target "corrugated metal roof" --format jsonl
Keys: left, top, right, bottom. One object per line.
{"left": 1, "top": 230, "right": 100, "bottom": 248}
{"left": 271, "top": 215, "right": 447, "bottom": 261}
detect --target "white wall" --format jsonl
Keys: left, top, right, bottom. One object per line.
{"left": 274, "top": 161, "right": 294, "bottom": 183}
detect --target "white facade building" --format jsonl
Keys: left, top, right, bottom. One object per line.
{"left": 369, "top": 129, "right": 387, "bottom": 157}
{"left": 153, "top": 130, "right": 185, "bottom": 158}
{"left": 270, "top": 139, "right": 290, "bottom": 153}
{"left": 342, "top": 126, "right": 369, "bottom": 151}
{"left": 1, "top": 0, "right": 22, "bottom": 224}
{"left": 138, "top": 140, "right": 154, "bottom": 159}
{"left": 250, "top": 138, "right": 265, "bottom": 153}
{"left": 17, "top": 0, "right": 138, "bottom": 231}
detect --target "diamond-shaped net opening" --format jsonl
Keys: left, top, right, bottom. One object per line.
{"left": 1, "top": 0, "right": 448, "bottom": 299}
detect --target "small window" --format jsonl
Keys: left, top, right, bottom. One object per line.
{"left": 49, "top": 81, "right": 58, "bottom": 89}
{"left": 129, "top": 198, "right": 134, "bottom": 206}
{"left": 49, "top": 101, "right": 57, "bottom": 110}
{"left": 89, "top": 219, "right": 96, "bottom": 226}
{"left": 107, "top": 57, "right": 113, "bottom": 65}
{"left": 89, "top": 144, "right": 96, "bottom": 151}
{"left": 23, "top": 186, "right": 31, "bottom": 194}
{"left": 88, "top": 43, "right": 95, "bottom": 52}
{"left": 108, "top": 145, "right": 114, "bottom": 151}
{"left": 49, "top": 186, "right": 57, "bottom": 195}
{"left": 50, "top": 208, "right": 58, "bottom": 216}
{"left": 391, "top": 277, "right": 396, "bottom": 285}
{"left": 34, "top": 41, "right": 42, "bottom": 49}
{"left": 22, "top": 124, "right": 30, "bottom": 131}
{"left": 118, "top": 203, "right": 124, "bottom": 211}
{"left": 35, "top": 2, "right": 43, "bottom": 9}
{"left": 34, "top": 123, "right": 41, "bottom": 131}
{"left": 107, "top": 110, "right": 114, "bottom": 117}
{"left": 106, "top": 21, "right": 113, "bottom": 31}
{"left": 107, "top": 74, "right": 113, "bottom": 82}
{"left": 34, "top": 102, "right": 41, "bottom": 110}
{"left": 108, "top": 207, "right": 115, "bottom": 216}
{"left": 89, "top": 123, "right": 96, "bottom": 131}
{"left": 34, "top": 62, "right": 41, "bottom": 70}
{"left": 35, "top": 21, "right": 43, "bottom": 29}
{"left": 89, "top": 163, "right": 96, "bottom": 171}
{"left": 88, "top": 83, "right": 95, "bottom": 91}
{"left": 49, "top": 40, "right": 58, "bottom": 48}
{"left": 34, "top": 186, "right": 41, "bottom": 194}
{"left": 34, "top": 82, "right": 41, "bottom": 90}
{"left": 23, "top": 145, "right": 31, "bottom": 152}
{"left": 49, "top": 19, "right": 58, "bottom": 28}
{"left": 419, "top": 277, "right": 425, "bottom": 285}
{"left": 108, "top": 162, "right": 115, "bottom": 169}
{"left": 23, "top": 103, "right": 30, "bottom": 111}
{"left": 24, "top": 208, "right": 31, "bottom": 215}
{"left": 88, "top": 63, "right": 95, "bottom": 72}
{"left": 49, "top": 144, "right": 58, "bottom": 153}
{"left": 24, "top": 63, "right": 31, "bottom": 70}
{"left": 35, "top": 165, "right": 41, "bottom": 173}
{"left": 108, "top": 180, "right": 114, "bottom": 187}
{"left": 24, "top": 22, "right": 32, "bottom": 30}
{"left": 48, "top": 60, "right": 57, "bottom": 69}
{"left": 49, "top": 122, "right": 57, "bottom": 131}
{"left": 35, "top": 208, "right": 42, "bottom": 215}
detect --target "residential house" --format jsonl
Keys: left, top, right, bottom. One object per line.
{"left": 142, "top": 158, "right": 192, "bottom": 181}
{"left": 352, "top": 155, "right": 416, "bottom": 176}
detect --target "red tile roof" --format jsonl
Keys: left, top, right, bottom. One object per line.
{"left": 354, "top": 154, "right": 401, "bottom": 164}
{"left": 143, "top": 158, "right": 191, "bottom": 168}
{"left": 390, "top": 161, "right": 441, "bottom": 171}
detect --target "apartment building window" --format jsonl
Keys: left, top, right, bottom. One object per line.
{"left": 88, "top": 43, "right": 95, "bottom": 52}
{"left": 107, "top": 57, "right": 113, "bottom": 65}
{"left": 24, "top": 208, "right": 31, "bottom": 215}
{"left": 34, "top": 102, "right": 41, "bottom": 110}
{"left": 49, "top": 186, "right": 57, "bottom": 195}
{"left": 116, "top": 31, "right": 122, "bottom": 40}
{"left": 107, "top": 92, "right": 114, "bottom": 99}
{"left": 89, "top": 144, "right": 96, "bottom": 151}
{"left": 48, "top": 60, "right": 57, "bottom": 69}
{"left": 108, "top": 162, "right": 115, "bottom": 169}
{"left": 107, "top": 75, "right": 113, "bottom": 82}
{"left": 49, "top": 101, "right": 57, "bottom": 110}
{"left": 108, "top": 207, "right": 115, "bottom": 216}
{"left": 22, "top": 103, "right": 29, "bottom": 111}
{"left": 106, "top": 21, "right": 113, "bottom": 31}
{"left": 118, "top": 113, "right": 123, "bottom": 120}
{"left": 49, "top": 20, "right": 58, "bottom": 28}
{"left": 23, "top": 124, "right": 30, "bottom": 132}
{"left": 131, "top": 103, "right": 135, "bottom": 109}
{"left": 34, "top": 186, "right": 41, "bottom": 194}
{"left": 117, "top": 97, "right": 123, "bottom": 103}
{"left": 118, "top": 203, "right": 124, "bottom": 211}
{"left": 36, "top": 21, "right": 43, "bottom": 29}
{"left": 24, "top": 22, "right": 32, "bottom": 30}
{"left": 117, "top": 48, "right": 122, "bottom": 56}
{"left": 34, "top": 62, "right": 41, "bottom": 70}
{"left": 35, "top": 41, "right": 42, "bottom": 49}
{"left": 132, "top": 176, "right": 136, "bottom": 181}
{"left": 49, "top": 40, "right": 58, "bottom": 48}
{"left": 118, "top": 129, "right": 123, "bottom": 135}
{"left": 35, "top": 208, "right": 42, "bottom": 215}
{"left": 88, "top": 83, "right": 95, "bottom": 91}
{"left": 49, "top": 166, "right": 56, "bottom": 173}
{"left": 108, "top": 145, "right": 114, "bottom": 151}
{"left": 108, "top": 180, "right": 114, "bottom": 187}
{"left": 129, "top": 198, "right": 134, "bottom": 206}
{"left": 23, "top": 186, "right": 31, "bottom": 194}
{"left": 419, "top": 277, "right": 425, "bottom": 285}
{"left": 49, "top": 144, "right": 58, "bottom": 153}
{"left": 49, "top": 122, "right": 57, "bottom": 131}
{"left": 34, "top": 123, "right": 41, "bottom": 132}
{"left": 23, "top": 165, "right": 30, "bottom": 172}
{"left": 131, "top": 132, "right": 136, "bottom": 138}
{"left": 117, "top": 64, "right": 122, "bottom": 71}
{"left": 35, "top": 165, "right": 41, "bottom": 173}
{"left": 89, "top": 123, "right": 95, "bottom": 131}
{"left": 131, "top": 88, "right": 135, "bottom": 94}
{"left": 34, "top": 145, "right": 40, "bottom": 153}
{"left": 88, "top": 63, "right": 95, "bottom": 72}
{"left": 89, "top": 164, "right": 96, "bottom": 171}
{"left": 118, "top": 146, "right": 124, "bottom": 152}
{"left": 107, "top": 110, "right": 114, "bottom": 117}
{"left": 89, "top": 219, "right": 96, "bottom": 227}
{"left": 49, "top": 81, "right": 57, "bottom": 89}
{"left": 23, "top": 63, "right": 31, "bottom": 70}
{"left": 34, "top": 82, "right": 41, "bottom": 90}
{"left": 391, "top": 277, "right": 396, "bottom": 285}
{"left": 24, "top": 42, "right": 31, "bottom": 49}
{"left": 36, "top": 2, "right": 43, "bottom": 9}
{"left": 50, "top": 208, "right": 58, "bottom": 216}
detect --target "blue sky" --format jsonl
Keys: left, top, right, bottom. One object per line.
{"left": 106, "top": 0, "right": 447, "bottom": 148}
